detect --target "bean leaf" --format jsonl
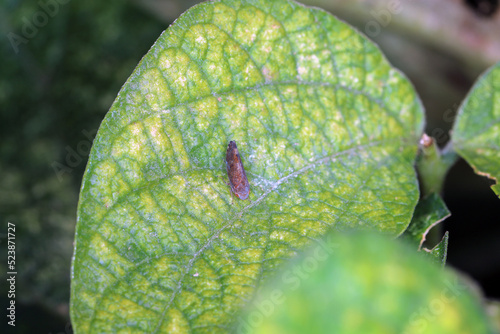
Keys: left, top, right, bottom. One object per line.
{"left": 70, "top": 0, "right": 424, "bottom": 332}
{"left": 452, "top": 62, "right": 500, "bottom": 196}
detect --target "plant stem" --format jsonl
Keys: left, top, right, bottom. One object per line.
{"left": 417, "top": 134, "right": 459, "bottom": 197}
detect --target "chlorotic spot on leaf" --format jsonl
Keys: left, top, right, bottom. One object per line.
{"left": 71, "top": 0, "right": 424, "bottom": 332}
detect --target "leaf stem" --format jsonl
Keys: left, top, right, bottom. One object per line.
{"left": 416, "top": 134, "right": 459, "bottom": 197}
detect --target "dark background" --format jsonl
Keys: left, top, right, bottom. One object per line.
{"left": 1, "top": 0, "right": 499, "bottom": 332}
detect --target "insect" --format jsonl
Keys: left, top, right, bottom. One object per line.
{"left": 226, "top": 141, "right": 250, "bottom": 200}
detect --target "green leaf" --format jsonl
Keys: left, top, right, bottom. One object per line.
{"left": 401, "top": 193, "right": 450, "bottom": 250}
{"left": 71, "top": 0, "right": 424, "bottom": 332}
{"left": 238, "top": 232, "right": 494, "bottom": 334}
{"left": 423, "top": 231, "right": 449, "bottom": 267}
{"left": 452, "top": 62, "right": 500, "bottom": 196}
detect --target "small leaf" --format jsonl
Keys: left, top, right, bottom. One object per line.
{"left": 238, "top": 232, "right": 494, "bottom": 334}
{"left": 452, "top": 62, "right": 500, "bottom": 195}
{"left": 70, "top": 0, "right": 424, "bottom": 332}
{"left": 402, "top": 193, "right": 450, "bottom": 250}
{"left": 423, "top": 231, "right": 449, "bottom": 267}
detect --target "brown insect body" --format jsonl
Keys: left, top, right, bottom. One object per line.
{"left": 226, "top": 141, "right": 250, "bottom": 200}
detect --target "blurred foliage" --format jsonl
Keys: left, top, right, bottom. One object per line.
{"left": 0, "top": 0, "right": 166, "bottom": 320}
